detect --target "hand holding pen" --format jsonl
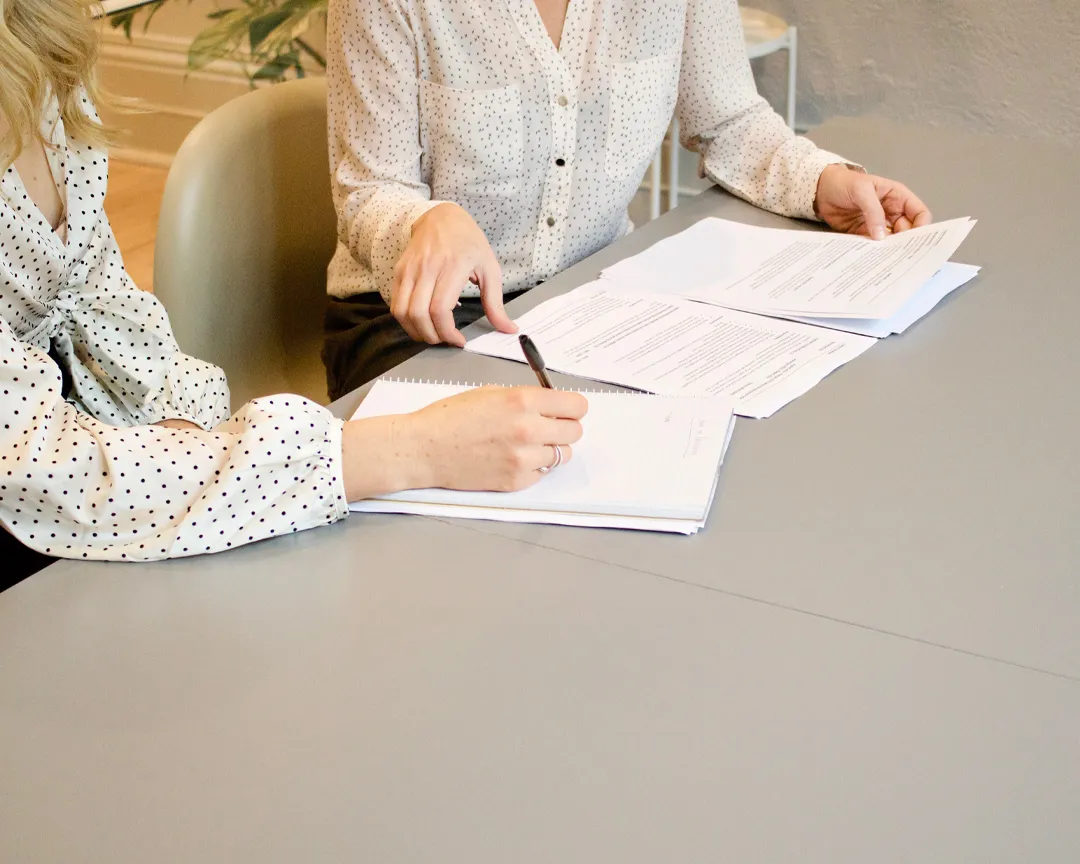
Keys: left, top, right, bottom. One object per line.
{"left": 517, "top": 333, "right": 585, "bottom": 474}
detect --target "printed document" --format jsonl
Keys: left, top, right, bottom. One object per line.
{"left": 777, "top": 262, "right": 981, "bottom": 338}
{"left": 601, "top": 217, "right": 975, "bottom": 320}
{"left": 465, "top": 285, "right": 875, "bottom": 418}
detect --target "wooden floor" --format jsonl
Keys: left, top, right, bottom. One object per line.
{"left": 103, "top": 160, "right": 169, "bottom": 292}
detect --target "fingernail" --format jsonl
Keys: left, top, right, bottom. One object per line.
{"left": 872, "top": 226, "right": 887, "bottom": 241}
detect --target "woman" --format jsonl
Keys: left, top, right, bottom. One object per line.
{"left": 0, "top": 0, "right": 586, "bottom": 585}
{"left": 324, "top": 0, "right": 933, "bottom": 398}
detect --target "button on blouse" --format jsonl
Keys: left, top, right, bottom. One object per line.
{"left": 326, "top": 0, "right": 854, "bottom": 304}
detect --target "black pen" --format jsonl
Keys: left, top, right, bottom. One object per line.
{"left": 518, "top": 334, "right": 554, "bottom": 389}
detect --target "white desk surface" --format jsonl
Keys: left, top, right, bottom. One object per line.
{"left": 3, "top": 119, "right": 1078, "bottom": 862}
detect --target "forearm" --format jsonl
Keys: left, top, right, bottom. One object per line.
{"left": 328, "top": 0, "right": 441, "bottom": 294}
{"left": 678, "top": 0, "right": 855, "bottom": 219}
{"left": 2, "top": 390, "right": 348, "bottom": 562}
{"left": 696, "top": 118, "right": 853, "bottom": 220}
{"left": 337, "top": 186, "right": 443, "bottom": 302}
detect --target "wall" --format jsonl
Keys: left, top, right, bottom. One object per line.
{"left": 101, "top": 2, "right": 1079, "bottom": 168}
{"left": 98, "top": 1, "right": 264, "bottom": 164}
{"left": 751, "top": 0, "right": 1080, "bottom": 140}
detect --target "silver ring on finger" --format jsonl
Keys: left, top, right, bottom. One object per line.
{"left": 537, "top": 444, "right": 563, "bottom": 474}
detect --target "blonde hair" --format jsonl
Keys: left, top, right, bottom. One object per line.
{"left": 0, "top": 0, "right": 115, "bottom": 168}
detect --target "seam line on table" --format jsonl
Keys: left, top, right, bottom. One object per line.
{"left": 426, "top": 518, "right": 1080, "bottom": 685}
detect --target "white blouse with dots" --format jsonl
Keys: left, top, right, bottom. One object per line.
{"left": 326, "top": 0, "right": 853, "bottom": 303}
{"left": 0, "top": 96, "right": 348, "bottom": 562}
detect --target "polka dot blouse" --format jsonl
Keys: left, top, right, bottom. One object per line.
{"left": 0, "top": 95, "right": 348, "bottom": 562}
{"left": 326, "top": 0, "right": 853, "bottom": 303}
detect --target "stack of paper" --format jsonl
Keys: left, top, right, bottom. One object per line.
{"left": 466, "top": 285, "right": 876, "bottom": 418}
{"left": 777, "top": 261, "right": 980, "bottom": 338}
{"left": 349, "top": 379, "right": 736, "bottom": 534}
{"left": 601, "top": 217, "right": 977, "bottom": 322}
{"left": 466, "top": 217, "right": 978, "bottom": 416}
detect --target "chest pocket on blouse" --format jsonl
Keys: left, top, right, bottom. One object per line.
{"left": 605, "top": 54, "right": 680, "bottom": 181}
{"left": 419, "top": 80, "right": 524, "bottom": 199}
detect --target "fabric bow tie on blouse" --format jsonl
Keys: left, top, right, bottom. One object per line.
{"left": 0, "top": 90, "right": 350, "bottom": 563}
{"left": 3, "top": 124, "right": 177, "bottom": 420}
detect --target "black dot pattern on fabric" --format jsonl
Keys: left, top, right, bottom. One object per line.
{"left": 324, "top": 0, "right": 854, "bottom": 304}
{"left": 1, "top": 92, "right": 349, "bottom": 562}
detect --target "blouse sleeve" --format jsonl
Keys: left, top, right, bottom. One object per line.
{"left": 52, "top": 204, "right": 232, "bottom": 431}
{"left": 326, "top": 0, "right": 444, "bottom": 304}
{"left": 0, "top": 319, "right": 349, "bottom": 562}
{"left": 676, "top": 0, "right": 858, "bottom": 221}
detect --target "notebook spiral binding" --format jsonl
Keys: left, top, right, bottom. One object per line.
{"left": 376, "top": 377, "right": 710, "bottom": 400}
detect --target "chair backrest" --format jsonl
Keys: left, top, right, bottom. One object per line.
{"left": 154, "top": 77, "right": 336, "bottom": 409}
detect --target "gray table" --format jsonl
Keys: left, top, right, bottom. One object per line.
{"left": 3, "top": 120, "right": 1079, "bottom": 862}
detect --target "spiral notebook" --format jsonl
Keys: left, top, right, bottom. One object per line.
{"left": 348, "top": 379, "right": 737, "bottom": 534}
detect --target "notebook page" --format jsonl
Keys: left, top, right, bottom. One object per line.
{"left": 348, "top": 499, "right": 706, "bottom": 535}
{"left": 349, "top": 415, "right": 734, "bottom": 535}
{"left": 350, "top": 381, "right": 735, "bottom": 521}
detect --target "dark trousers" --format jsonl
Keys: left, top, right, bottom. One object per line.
{"left": 322, "top": 292, "right": 489, "bottom": 401}
{"left": 1, "top": 528, "right": 54, "bottom": 593}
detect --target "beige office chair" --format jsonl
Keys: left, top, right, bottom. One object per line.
{"left": 154, "top": 77, "right": 336, "bottom": 409}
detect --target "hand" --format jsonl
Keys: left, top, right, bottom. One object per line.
{"left": 340, "top": 387, "right": 589, "bottom": 500}
{"left": 815, "top": 165, "right": 932, "bottom": 240}
{"left": 155, "top": 419, "right": 201, "bottom": 431}
{"left": 392, "top": 203, "right": 517, "bottom": 347}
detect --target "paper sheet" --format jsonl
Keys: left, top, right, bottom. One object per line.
{"left": 776, "top": 262, "right": 981, "bottom": 338}
{"left": 601, "top": 217, "right": 976, "bottom": 320}
{"left": 465, "top": 285, "right": 875, "bottom": 418}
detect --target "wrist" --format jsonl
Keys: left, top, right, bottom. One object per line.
{"left": 814, "top": 162, "right": 867, "bottom": 216}
{"left": 411, "top": 201, "right": 460, "bottom": 236}
{"left": 813, "top": 164, "right": 847, "bottom": 218}
{"left": 341, "top": 414, "right": 436, "bottom": 501}
{"left": 389, "top": 413, "right": 440, "bottom": 491}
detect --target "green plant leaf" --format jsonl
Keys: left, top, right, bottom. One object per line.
{"left": 187, "top": 7, "right": 250, "bottom": 70}
{"left": 109, "top": 9, "right": 137, "bottom": 39}
{"left": 249, "top": 7, "right": 292, "bottom": 52}
{"left": 251, "top": 49, "right": 300, "bottom": 82}
{"left": 172, "top": 0, "right": 329, "bottom": 80}
{"left": 141, "top": 0, "right": 168, "bottom": 32}
{"left": 295, "top": 36, "right": 326, "bottom": 68}
{"left": 106, "top": 0, "right": 166, "bottom": 38}
{"left": 246, "top": 4, "right": 320, "bottom": 62}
